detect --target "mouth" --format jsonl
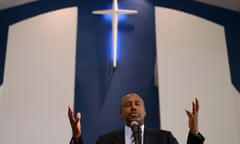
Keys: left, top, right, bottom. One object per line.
{"left": 129, "top": 112, "right": 140, "bottom": 118}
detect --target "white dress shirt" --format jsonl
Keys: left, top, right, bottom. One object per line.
{"left": 124, "top": 125, "right": 144, "bottom": 144}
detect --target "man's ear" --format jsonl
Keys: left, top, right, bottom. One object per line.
{"left": 119, "top": 112, "right": 123, "bottom": 118}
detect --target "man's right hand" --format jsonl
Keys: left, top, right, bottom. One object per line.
{"left": 68, "top": 106, "right": 81, "bottom": 141}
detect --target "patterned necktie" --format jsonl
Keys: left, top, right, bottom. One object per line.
{"left": 131, "top": 125, "right": 141, "bottom": 144}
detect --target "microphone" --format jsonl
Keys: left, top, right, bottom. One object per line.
{"left": 130, "top": 121, "right": 141, "bottom": 144}
{"left": 130, "top": 121, "right": 139, "bottom": 132}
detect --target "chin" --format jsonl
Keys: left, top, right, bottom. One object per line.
{"left": 130, "top": 118, "right": 141, "bottom": 122}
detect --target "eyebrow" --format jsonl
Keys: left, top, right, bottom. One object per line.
{"left": 124, "top": 99, "right": 142, "bottom": 104}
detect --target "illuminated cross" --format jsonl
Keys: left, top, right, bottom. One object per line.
{"left": 92, "top": 0, "right": 138, "bottom": 68}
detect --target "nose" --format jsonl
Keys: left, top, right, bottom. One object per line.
{"left": 130, "top": 104, "right": 137, "bottom": 110}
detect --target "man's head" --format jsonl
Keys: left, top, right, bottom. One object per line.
{"left": 119, "top": 93, "right": 146, "bottom": 126}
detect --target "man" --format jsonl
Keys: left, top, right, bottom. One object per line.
{"left": 68, "top": 93, "right": 205, "bottom": 144}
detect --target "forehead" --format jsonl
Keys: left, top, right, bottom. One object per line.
{"left": 121, "top": 93, "right": 143, "bottom": 103}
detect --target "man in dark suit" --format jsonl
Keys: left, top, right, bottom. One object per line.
{"left": 68, "top": 93, "right": 205, "bottom": 144}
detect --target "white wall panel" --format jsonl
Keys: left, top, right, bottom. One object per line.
{"left": 0, "top": 7, "right": 78, "bottom": 144}
{"left": 155, "top": 6, "right": 240, "bottom": 144}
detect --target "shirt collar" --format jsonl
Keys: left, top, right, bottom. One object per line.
{"left": 124, "top": 124, "right": 144, "bottom": 138}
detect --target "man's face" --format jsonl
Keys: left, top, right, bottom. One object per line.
{"left": 119, "top": 93, "right": 146, "bottom": 126}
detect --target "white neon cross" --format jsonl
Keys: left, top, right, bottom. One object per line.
{"left": 92, "top": 0, "right": 138, "bottom": 68}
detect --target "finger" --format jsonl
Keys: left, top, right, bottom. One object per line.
{"left": 185, "top": 110, "right": 192, "bottom": 119}
{"left": 68, "top": 106, "right": 71, "bottom": 117}
{"left": 76, "top": 112, "right": 81, "bottom": 121}
{"left": 75, "top": 112, "right": 81, "bottom": 127}
{"left": 192, "top": 101, "right": 196, "bottom": 114}
{"left": 68, "top": 106, "right": 75, "bottom": 123}
{"left": 68, "top": 106, "right": 73, "bottom": 117}
{"left": 195, "top": 97, "right": 199, "bottom": 112}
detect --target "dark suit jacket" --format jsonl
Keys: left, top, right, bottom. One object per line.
{"left": 72, "top": 128, "right": 205, "bottom": 144}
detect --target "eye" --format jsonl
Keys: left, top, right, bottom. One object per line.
{"left": 135, "top": 101, "right": 142, "bottom": 105}
{"left": 124, "top": 102, "right": 131, "bottom": 107}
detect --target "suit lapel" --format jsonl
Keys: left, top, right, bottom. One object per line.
{"left": 144, "top": 128, "right": 154, "bottom": 144}
{"left": 113, "top": 129, "right": 124, "bottom": 144}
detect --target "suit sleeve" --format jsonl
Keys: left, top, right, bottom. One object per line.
{"left": 69, "top": 136, "right": 84, "bottom": 144}
{"left": 167, "top": 132, "right": 179, "bottom": 144}
{"left": 187, "top": 132, "right": 205, "bottom": 144}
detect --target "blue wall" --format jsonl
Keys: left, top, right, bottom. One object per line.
{"left": 0, "top": 0, "right": 239, "bottom": 144}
